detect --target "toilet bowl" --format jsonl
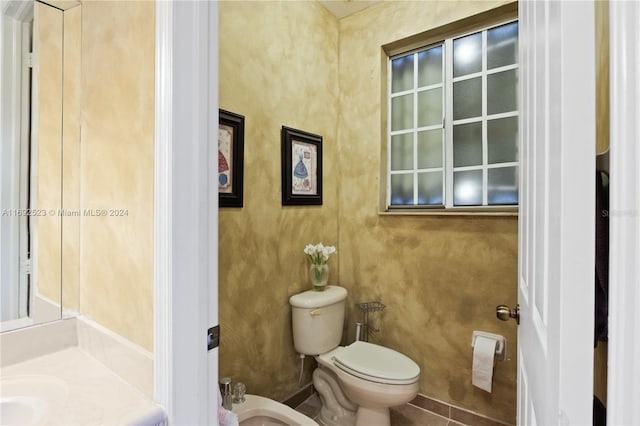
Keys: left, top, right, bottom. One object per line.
{"left": 314, "top": 342, "right": 419, "bottom": 426}
{"left": 232, "top": 394, "right": 319, "bottom": 426}
{"left": 289, "top": 286, "right": 420, "bottom": 426}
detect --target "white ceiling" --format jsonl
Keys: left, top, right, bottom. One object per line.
{"left": 318, "top": 0, "right": 382, "bottom": 19}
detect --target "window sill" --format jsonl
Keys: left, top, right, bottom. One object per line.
{"left": 379, "top": 207, "right": 518, "bottom": 217}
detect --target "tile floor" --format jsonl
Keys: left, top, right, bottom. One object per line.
{"left": 295, "top": 394, "right": 466, "bottom": 426}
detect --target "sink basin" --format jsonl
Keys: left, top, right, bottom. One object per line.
{"left": 0, "top": 396, "right": 47, "bottom": 425}
{"left": 0, "top": 375, "right": 69, "bottom": 425}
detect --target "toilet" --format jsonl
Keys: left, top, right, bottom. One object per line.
{"left": 290, "top": 286, "right": 420, "bottom": 426}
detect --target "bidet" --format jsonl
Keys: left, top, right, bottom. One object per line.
{"left": 232, "top": 394, "right": 318, "bottom": 426}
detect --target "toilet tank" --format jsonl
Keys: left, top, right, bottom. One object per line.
{"left": 289, "top": 286, "right": 347, "bottom": 355}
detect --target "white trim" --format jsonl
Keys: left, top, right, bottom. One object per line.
{"left": 481, "top": 29, "right": 488, "bottom": 206}
{"left": 207, "top": 2, "right": 220, "bottom": 422}
{"left": 154, "top": 1, "right": 218, "bottom": 424}
{"left": 153, "top": 0, "right": 172, "bottom": 413}
{"left": 412, "top": 52, "right": 419, "bottom": 203}
{"left": 444, "top": 38, "right": 454, "bottom": 206}
{"left": 607, "top": 1, "right": 640, "bottom": 424}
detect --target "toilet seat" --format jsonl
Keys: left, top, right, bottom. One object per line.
{"left": 332, "top": 341, "right": 420, "bottom": 385}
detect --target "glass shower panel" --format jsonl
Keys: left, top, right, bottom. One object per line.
{"left": 391, "top": 55, "right": 414, "bottom": 93}
{"left": 418, "top": 46, "right": 442, "bottom": 87}
{"left": 487, "top": 69, "right": 518, "bottom": 115}
{"left": 487, "top": 22, "right": 518, "bottom": 70}
{"left": 453, "top": 121, "right": 482, "bottom": 167}
{"left": 453, "top": 32, "right": 482, "bottom": 77}
{"left": 391, "top": 94, "right": 414, "bottom": 131}
{"left": 487, "top": 116, "right": 518, "bottom": 164}
{"left": 453, "top": 77, "right": 482, "bottom": 120}
{"left": 488, "top": 166, "right": 518, "bottom": 204}
{"left": 417, "top": 88, "right": 442, "bottom": 127}
{"left": 453, "top": 169, "right": 482, "bottom": 206}
{"left": 390, "top": 173, "right": 414, "bottom": 205}
{"left": 390, "top": 133, "right": 414, "bottom": 171}
{"left": 417, "top": 171, "right": 443, "bottom": 205}
{"left": 417, "top": 129, "right": 443, "bottom": 169}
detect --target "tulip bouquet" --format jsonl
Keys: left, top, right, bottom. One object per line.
{"left": 304, "top": 243, "right": 337, "bottom": 265}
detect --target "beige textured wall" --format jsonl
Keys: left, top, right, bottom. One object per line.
{"left": 595, "top": 0, "right": 609, "bottom": 155}
{"left": 219, "top": 0, "right": 518, "bottom": 422}
{"left": 218, "top": 0, "right": 340, "bottom": 402}
{"left": 79, "top": 0, "right": 155, "bottom": 351}
{"left": 338, "top": 2, "right": 517, "bottom": 422}
{"left": 34, "top": 2, "right": 63, "bottom": 306}
{"left": 62, "top": 5, "right": 82, "bottom": 313}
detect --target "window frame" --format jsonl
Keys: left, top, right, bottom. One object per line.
{"left": 388, "top": 42, "right": 446, "bottom": 208}
{"left": 383, "top": 9, "right": 519, "bottom": 214}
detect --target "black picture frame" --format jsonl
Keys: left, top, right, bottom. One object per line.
{"left": 218, "top": 109, "right": 245, "bottom": 207}
{"left": 281, "top": 126, "right": 323, "bottom": 206}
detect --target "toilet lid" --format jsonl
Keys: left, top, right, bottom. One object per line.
{"left": 333, "top": 341, "right": 420, "bottom": 385}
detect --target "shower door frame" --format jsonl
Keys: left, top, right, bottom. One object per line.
{"left": 1, "top": 2, "right": 34, "bottom": 325}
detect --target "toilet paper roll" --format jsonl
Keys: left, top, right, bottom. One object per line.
{"left": 472, "top": 335, "right": 497, "bottom": 393}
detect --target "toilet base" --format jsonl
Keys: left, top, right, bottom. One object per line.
{"left": 313, "top": 368, "right": 357, "bottom": 426}
{"left": 355, "top": 406, "right": 390, "bottom": 426}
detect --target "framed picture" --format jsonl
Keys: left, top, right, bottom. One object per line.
{"left": 218, "top": 109, "right": 244, "bottom": 207}
{"left": 281, "top": 126, "right": 322, "bottom": 206}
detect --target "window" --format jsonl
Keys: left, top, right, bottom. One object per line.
{"left": 388, "top": 21, "right": 519, "bottom": 209}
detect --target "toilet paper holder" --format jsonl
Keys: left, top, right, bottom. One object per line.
{"left": 471, "top": 331, "right": 507, "bottom": 362}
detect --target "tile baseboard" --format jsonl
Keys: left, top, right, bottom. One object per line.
{"left": 409, "top": 394, "right": 514, "bottom": 426}
{"left": 285, "top": 385, "right": 514, "bottom": 426}
{"left": 282, "top": 383, "right": 316, "bottom": 409}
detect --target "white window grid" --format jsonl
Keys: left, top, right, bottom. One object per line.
{"left": 387, "top": 20, "right": 519, "bottom": 209}
{"left": 388, "top": 43, "right": 445, "bottom": 207}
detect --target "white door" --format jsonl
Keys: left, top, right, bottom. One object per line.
{"left": 516, "top": 1, "right": 595, "bottom": 424}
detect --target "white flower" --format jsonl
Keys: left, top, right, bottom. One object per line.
{"left": 304, "top": 242, "right": 336, "bottom": 265}
{"left": 322, "top": 246, "right": 336, "bottom": 257}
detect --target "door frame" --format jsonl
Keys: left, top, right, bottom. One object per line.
{"left": 607, "top": 1, "right": 640, "bottom": 424}
{"left": 154, "top": 1, "right": 219, "bottom": 424}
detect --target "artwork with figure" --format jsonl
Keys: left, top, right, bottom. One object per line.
{"left": 218, "top": 124, "right": 233, "bottom": 193}
{"left": 291, "top": 140, "right": 317, "bottom": 195}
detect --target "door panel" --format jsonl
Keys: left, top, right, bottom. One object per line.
{"left": 518, "top": 1, "right": 595, "bottom": 424}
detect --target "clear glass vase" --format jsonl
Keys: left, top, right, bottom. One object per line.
{"left": 309, "top": 263, "right": 329, "bottom": 291}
